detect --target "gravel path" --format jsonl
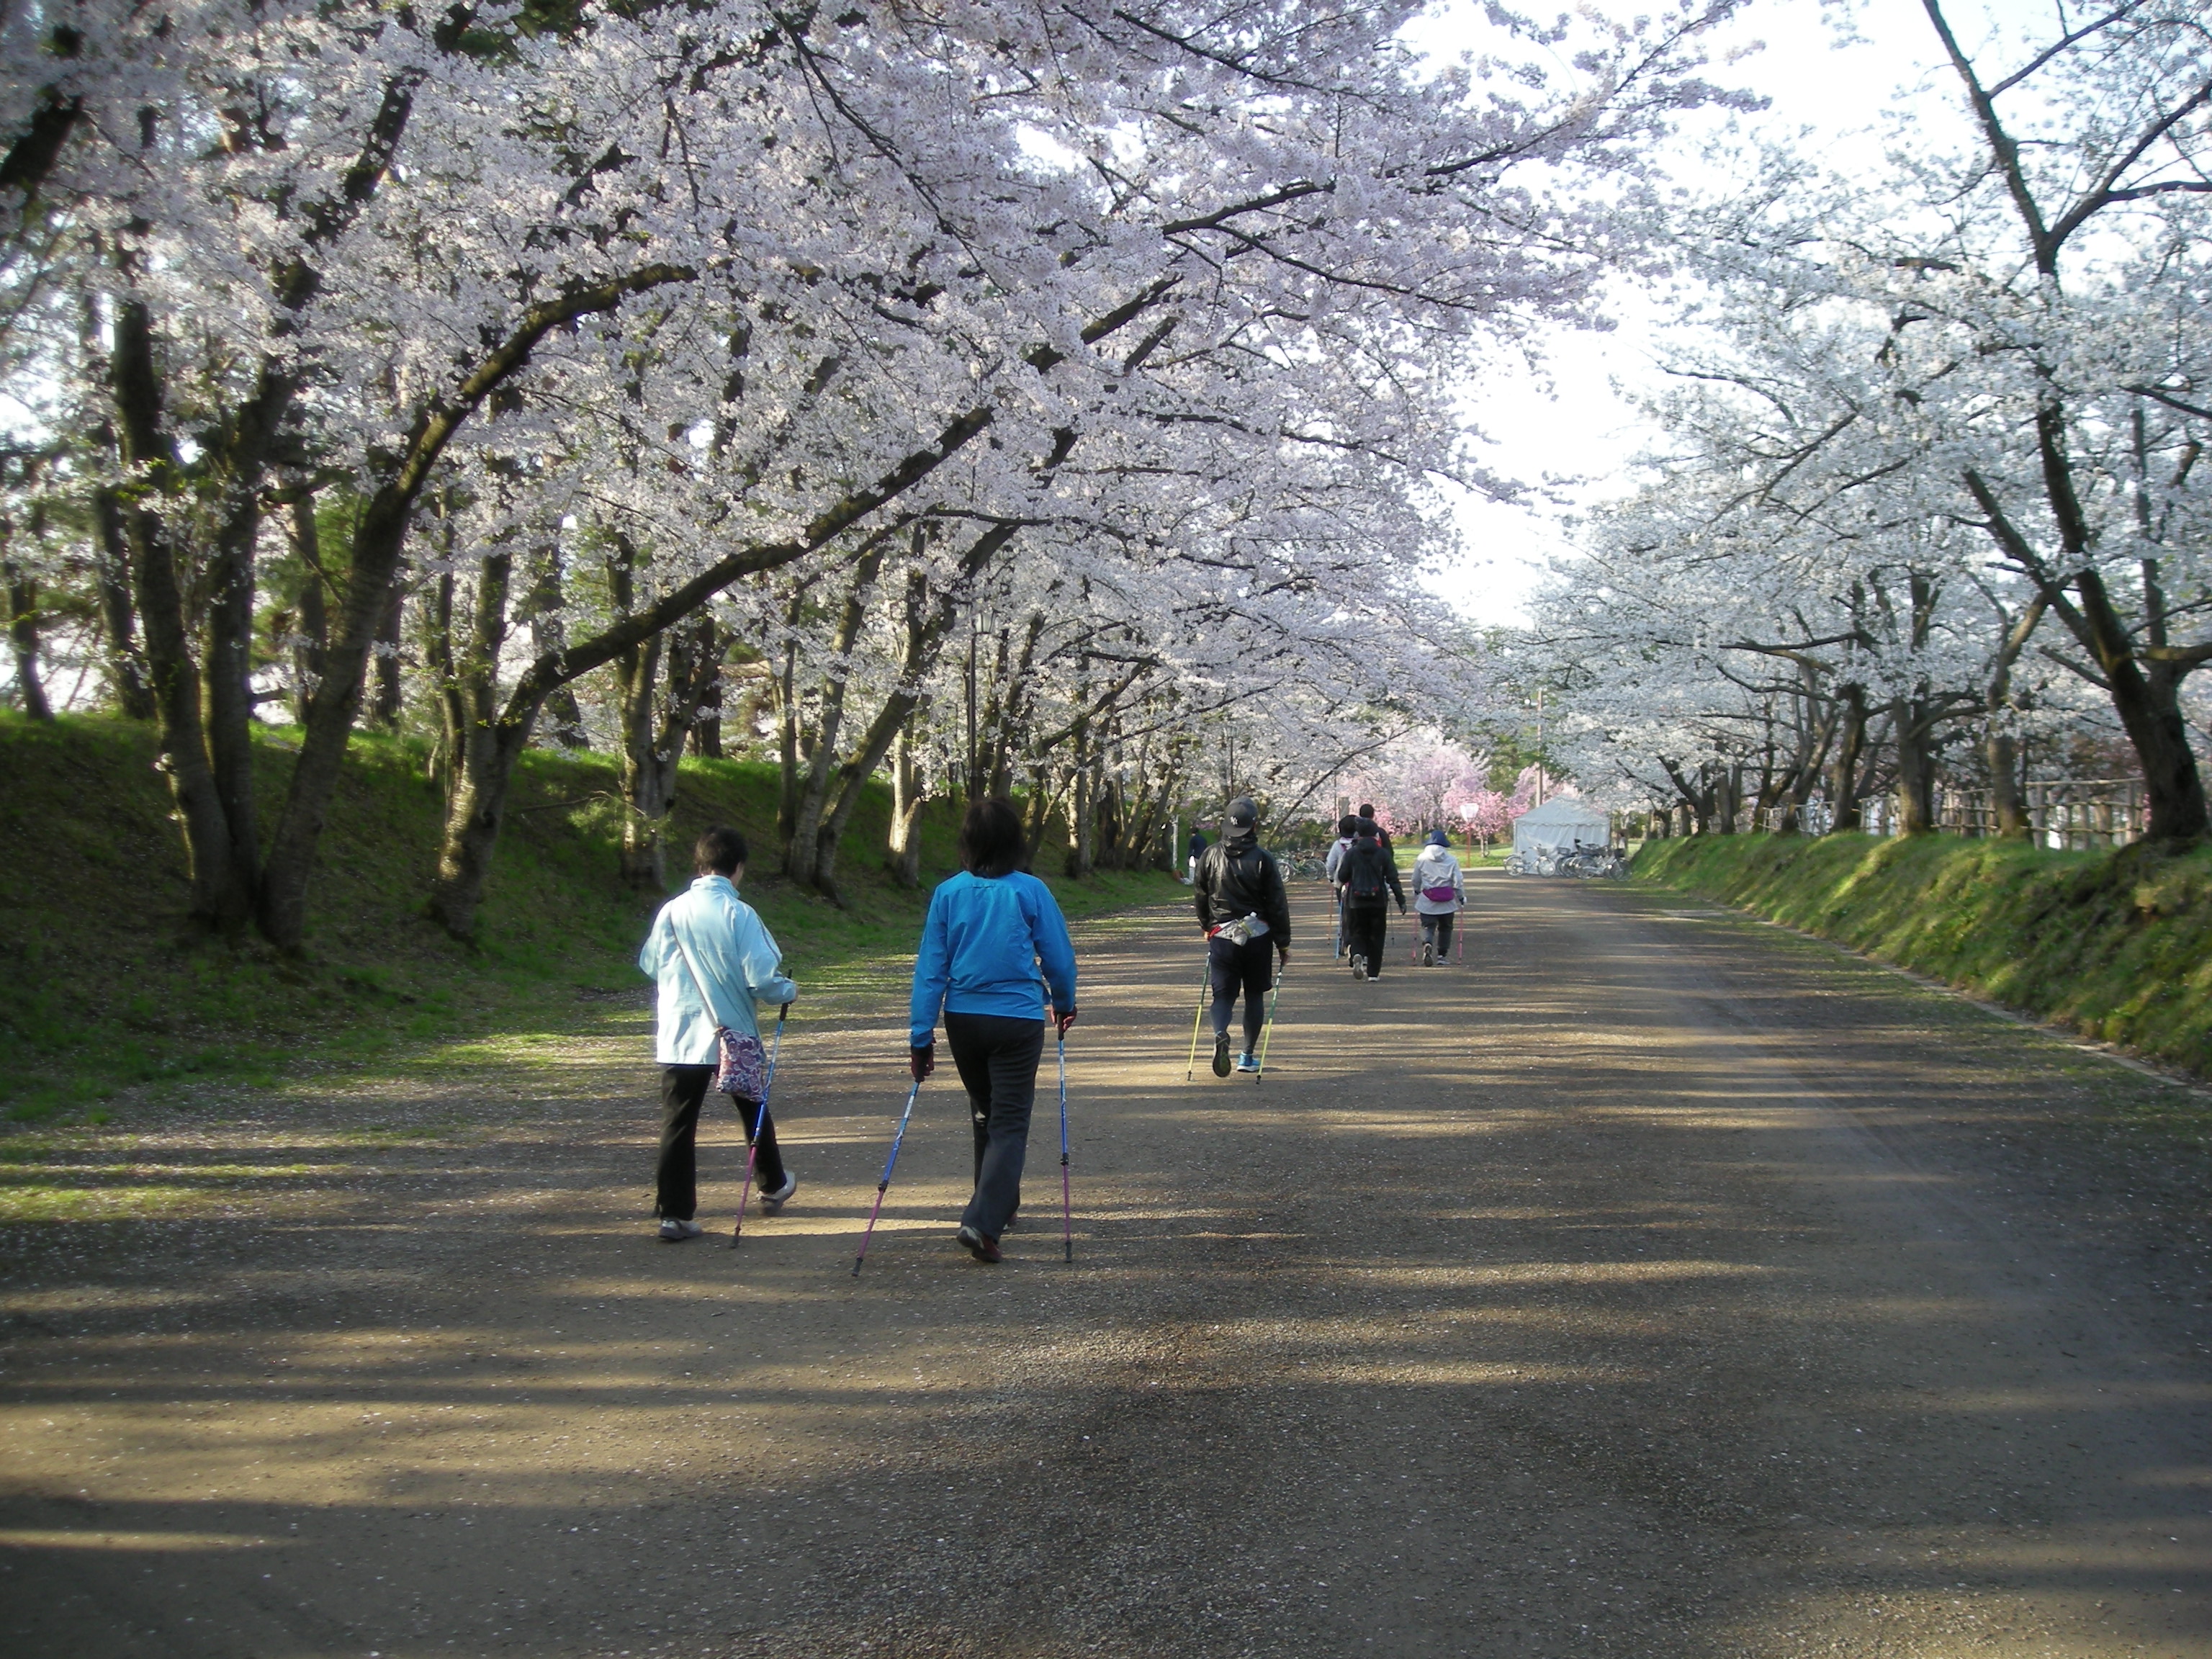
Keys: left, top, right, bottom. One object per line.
{"left": 3, "top": 872, "right": 2208, "bottom": 1658}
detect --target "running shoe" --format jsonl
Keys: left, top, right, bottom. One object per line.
{"left": 757, "top": 1172, "right": 796, "bottom": 1211}
{"left": 1235, "top": 1052, "right": 1260, "bottom": 1074}
{"left": 956, "top": 1224, "right": 1002, "bottom": 1264}
{"left": 1212, "top": 1031, "right": 1233, "bottom": 1076}
{"left": 657, "top": 1218, "right": 703, "bottom": 1242}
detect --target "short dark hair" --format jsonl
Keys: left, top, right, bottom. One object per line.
{"left": 958, "top": 797, "right": 1024, "bottom": 878}
{"left": 1337, "top": 814, "right": 1360, "bottom": 837}
{"left": 695, "top": 825, "right": 749, "bottom": 876}
{"left": 1357, "top": 802, "right": 1376, "bottom": 819}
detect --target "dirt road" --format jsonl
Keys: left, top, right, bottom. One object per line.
{"left": 4, "top": 872, "right": 2209, "bottom": 1657}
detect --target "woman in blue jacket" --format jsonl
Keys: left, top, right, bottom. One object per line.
{"left": 909, "top": 797, "right": 1078, "bottom": 1263}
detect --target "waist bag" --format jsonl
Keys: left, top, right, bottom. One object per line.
{"left": 1421, "top": 884, "right": 1457, "bottom": 904}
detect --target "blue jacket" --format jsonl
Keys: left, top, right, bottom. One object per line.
{"left": 909, "top": 870, "right": 1077, "bottom": 1046}
{"left": 639, "top": 876, "right": 797, "bottom": 1065}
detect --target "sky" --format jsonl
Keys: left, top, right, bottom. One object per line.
{"left": 1418, "top": 0, "right": 1964, "bottom": 626}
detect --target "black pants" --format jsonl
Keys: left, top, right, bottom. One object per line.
{"left": 1419, "top": 912, "right": 1456, "bottom": 958}
{"left": 1208, "top": 932, "right": 1275, "bottom": 1048}
{"left": 1344, "top": 904, "right": 1390, "bottom": 976}
{"left": 945, "top": 1011, "right": 1046, "bottom": 1240}
{"left": 657, "top": 1065, "right": 785, "bottom": 1220}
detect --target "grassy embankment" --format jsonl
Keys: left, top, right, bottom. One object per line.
{"left": 0, "top": 715, "right": 1178, "bottom": 1124}
{"left": 1635, "top": 831, "right": 2212, "bottom": 1087}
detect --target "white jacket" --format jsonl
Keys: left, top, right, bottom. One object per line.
{"left": 638, "top": 876, "right": 797, "bottom": 1064}
{"left": 1411, "top": 845, "right": 1465, "bottom": 914}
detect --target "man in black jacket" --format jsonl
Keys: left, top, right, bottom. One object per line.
{"left": 1337, "top": 816, "right": 1405, "bottom": 981}
{"left": 1194, "top": 796, "right": 1292, "bottom": 1076}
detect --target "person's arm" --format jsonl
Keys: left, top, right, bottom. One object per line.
{"left": 1261, "top": 852, "right": 1292, "bottom": 953}
{"left": 1028, "top": 880, "right": 1079, "bottom": 1027}
{"left": 1192, "top": 850, "right": 1215, "bottom": 932}
{"left": 909, "top": 888, "right": 952, "bottom": 1048}
{"left": 739, "top": 914, "right": 798, "bottom": 1007}
{"left": 638, "top": 912, "right": 667, "bottom": 979}
{"left": 1323, "top": 841, "right": 1344, "bottom": 882}
{"left": 1385, "top": 854, "right": 1406, "bottom": 910}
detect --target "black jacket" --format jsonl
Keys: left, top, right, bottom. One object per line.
{"left": 1338, "top": 834, "right": 1405, "bottom": 910}
{"left": 1195, "top": 837, "right": 1292, "bottom": 945}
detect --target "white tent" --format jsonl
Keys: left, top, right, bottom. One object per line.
{"left": 1512, "top": 798, "right": 1612, "bottom": 859}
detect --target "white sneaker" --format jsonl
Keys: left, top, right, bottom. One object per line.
{"left": 657, "top": 1217, "right": 703, "bottom": 1241}
{"left": 757, "top": 1172, "right": 796, "bottom": 1210}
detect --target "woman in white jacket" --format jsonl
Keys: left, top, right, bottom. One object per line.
{"left": 1411, "top": 830, "right": 1465, "bottom": 967}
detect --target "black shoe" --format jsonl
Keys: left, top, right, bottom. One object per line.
{"left": 956, "top": 1224, "right": 1002, "bottom": 1264}
{"left": 1211, "top": 1031, "right": 1233, "bottom": 1076}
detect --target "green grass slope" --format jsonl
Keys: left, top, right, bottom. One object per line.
{"left": 0, "top": 716, "right": 1177, "bottom": 1122}
{"left": 1635, "top": 832, "right": 2212, "bottom": 1078}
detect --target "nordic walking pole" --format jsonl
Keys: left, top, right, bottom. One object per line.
{"left": 852, "top": 1073, "right": 923, "bottom": 1277}
{"left": 1254, "top": 966, "right": 1285, "bottom": 1082}
{"left": 1056, "top": 1029, "right": 1073, "bottom": 1263}
{"left": 731, "top": 1004, "right": 787, "bottom": 1245}
{"left": 1182, "top": 953, "right": 1210, "bottom": 1082}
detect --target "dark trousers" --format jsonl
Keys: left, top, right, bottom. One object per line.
{"left": 945, "top": 1011, "right": 1045, "bottom": 1240}
{"left": 657, "top": 1065, "right": 784, "bottom": 1220}
{"left": 1208, "top": 932, "right": 1275, "bottom": 1048}
{"left": 1345, "top": 903, "right": 1390, "bottom": 976}
{"left": 1419, "top": 912, "right": 1456, "bottom": 958}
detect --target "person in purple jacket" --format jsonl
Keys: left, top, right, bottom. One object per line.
{"left": 909, "top": 797, "right": 1078, "bottom": 1264}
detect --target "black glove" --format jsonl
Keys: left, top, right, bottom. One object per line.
{"left": 909, "top": 1042, "right": 935, "bottom": 1082}
{"left": 1053, "top": 1007, "right": 1077, "bottom": 1038}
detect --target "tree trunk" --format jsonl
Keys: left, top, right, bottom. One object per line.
{"left": 112, "top": 297, "right": 255, "bottom": 933}
{"left": 91, "top": 485, "right": 155, "bottom": 718}
{"left": 1892, "top": 696, "right": 1936, "bottom": 835}
{"left": 886, "top": 724, "right": 927, "bottom": 889}
{"left": 4, "top": 557, "right": 52, "bottom": 720}
{"left": 289, "top": 496, "right": 329, "bottom": 726}
{"left": 782, "top": 544, "right": 888, "bottom": 889}
{"left": 519, "top": 541, "right": 587, "bottom": 748}
{"left": 369, "top": 580, "right": 405, "bottom": 729}
{"left": 1827, "top": 684, "right": 1868, "bottom": 832}
{"left": 423, "top": 547, "right": 522, "bottom": 938}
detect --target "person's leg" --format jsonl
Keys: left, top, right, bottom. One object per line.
{"left": 945, "top": 1015, "right": 997, "bottom": 1184}
{"left": 1435, "top": 912, "right": 1455, "bottom": 960}
{"left": 1208, "top": 935, "right": 1241, "bottom": 1038}
{"left": 731, "top": 1093, "right": 787, "bottom": 1192}
{"left": 958, "top": 1015, "right": 1045, "bottom": 1239}
{"left": 1239, "top": 937, "right": 1271, "bottom": 1051}
{"left": 656, "top": 1066, "right": 711, "bottom": 1219}
{"left": 1351, "top": 906, "right": 1387, "bottom": 977}
{"left": 1419, "top": 912, "right": 1439, "bottom": 952}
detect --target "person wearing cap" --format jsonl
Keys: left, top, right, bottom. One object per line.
{"left": 1192, "top": 797, "right": 1292, "bottom": 1075}
{"left": 1411, "top": 828, "right": 1466, "bottom": 966}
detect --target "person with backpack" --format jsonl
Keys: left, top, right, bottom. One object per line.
{"left": 908, "top": 796, "right": 1078, "bottom": 1264}
{"left": 1193, "top": 796, "right": 1292, "bottom": 1075}
{"left": 637, "top": 827, "right": 799, "bottom": 1241}
{"left": 1338, "top": 815, "right": 1404, "bottom": 981}
{"left": 1411, "top": 829, "right": 1466, "bottom": 966}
